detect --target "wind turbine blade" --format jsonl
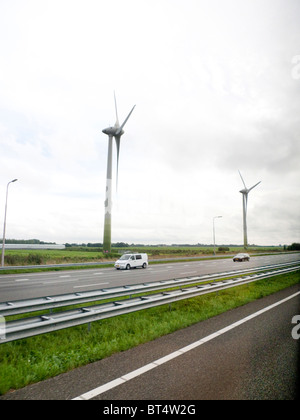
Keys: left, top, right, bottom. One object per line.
{"left": 238, "top": 170, "right": 247, "bottom": 190}
{"left": 248, "top": 181, "right": 261, "bottom": 192}
{"left": 116, "top": 105, "right": 136, "bottom": 135}
{"left": 114, "top": 92, "right": 120, "bottom": 127}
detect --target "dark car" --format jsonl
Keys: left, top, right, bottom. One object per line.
{"left": 233, "top": 253, "right": 250, "bottom": 262}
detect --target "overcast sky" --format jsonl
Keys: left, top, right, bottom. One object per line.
{"left": 0, "top": 0, "right": 299, "bottom": 246}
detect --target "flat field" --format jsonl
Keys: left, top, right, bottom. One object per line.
{"left": 1, "top": 245, "right": 284, "bottom": 266}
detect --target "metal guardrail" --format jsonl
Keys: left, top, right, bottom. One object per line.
{"left": 0, "top": 262, "right": 299, "bottom": 344}
{"left": 0, "top": 261, "right": 299, "bottom": 317}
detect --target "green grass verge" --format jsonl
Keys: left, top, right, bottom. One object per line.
{"left": 0, "top": 271, "right": 299, "bottom": 395}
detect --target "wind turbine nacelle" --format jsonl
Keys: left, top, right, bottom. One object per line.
{"left": 239, "top": 188, "right": 248, "bottom": 194}
{"left": 102, "top": 127, "right": 124, "bottom": 136}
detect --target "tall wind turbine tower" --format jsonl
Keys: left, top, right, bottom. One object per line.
{"left": 238, "top": 171, "right": 261, "bottom": 250}
{"left": 102, "top": 94, "right": 135, "bottom": 253}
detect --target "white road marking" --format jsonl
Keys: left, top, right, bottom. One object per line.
{"left": 74, "top": 282, "right": 109, "bottom": 288}
{"left": 180, "top": 271, "right": 197, "bottom": 275}
{"left": 148, "top": 269, "right": 170, "bottom": 273}
{"left": 43, "top": 279, "right": 79, "bottom": 285}
{"left": 73, "top": 291, "right": 300, "bottom": 400}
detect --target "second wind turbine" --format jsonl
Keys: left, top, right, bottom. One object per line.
{"left": 238, "top": 170, "right": 261, "bottom": 250}
{"left": 102, "top": 94, "right": 135, "bottom": 253}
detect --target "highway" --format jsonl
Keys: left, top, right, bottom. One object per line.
{"left": 0, "top": 253, "right": 299, "bottom": 400}
{"left": 1, "top": 284, "right": 299, "bottom": 400}
{"left": 0, "top": 253, "right": 299, "bottom": 302}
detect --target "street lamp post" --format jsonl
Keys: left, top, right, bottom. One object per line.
{"left": 213, "top": 216, "right": 222, "bottom": 256}
{"left": 1, "top": 179, "right": 18, "bottom": 267}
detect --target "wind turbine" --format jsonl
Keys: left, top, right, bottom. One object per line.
{"left": 238, "top": 171, "right": 261, "bottom": 249}
{"left": 102, "top": 94, "right": 135, "bottom": 253}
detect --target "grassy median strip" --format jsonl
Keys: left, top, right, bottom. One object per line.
{"left": 0, "top": 271, "right": 299, "bottom": 395}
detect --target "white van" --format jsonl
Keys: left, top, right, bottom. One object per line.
{"left": 114, "top": 253, "right": 148, "bottom": 270}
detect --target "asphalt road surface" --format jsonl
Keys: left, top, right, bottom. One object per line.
{"left": 0, "top": 253, "right": 299, "bottom": 302}
{"left": 1, "top": 285, "right": 299, "bottom": 400}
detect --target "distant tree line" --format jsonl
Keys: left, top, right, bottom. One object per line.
{"left": 64, "top": 243, "right": 242, "bottom": 248}
{"left": 286, "top": 243, "right": 300, "bottom": 251}
{"left": 5, "top": 240, "right": 299, "bottom": 251}
{"left": 65, "top": 242, "right": 130, "bottom": 248}
{"left": 3, "top": 239, "right": 56, "bottom": 244}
